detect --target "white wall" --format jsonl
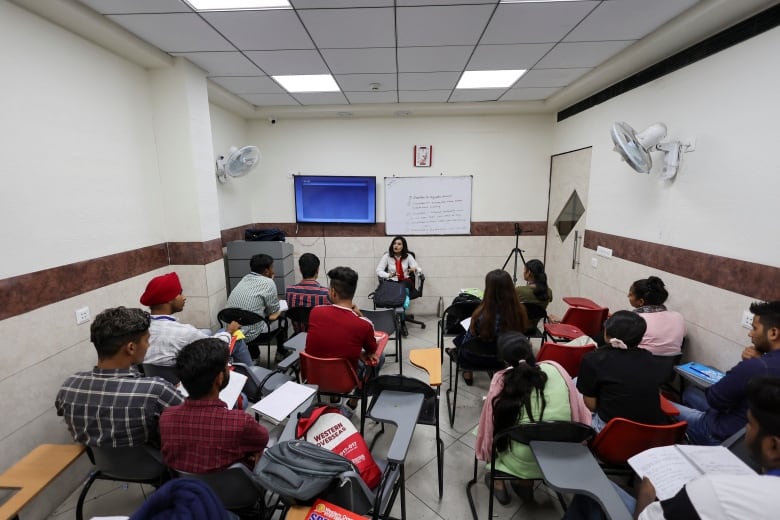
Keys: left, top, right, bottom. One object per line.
{"left": 0, "top": 1, "right": 164, "bottom": 279}
{"left": 246, "top": 114, "right": 555, "bottom": 222}
{"left": 210, "top": 103, "right": 253, "bottom": 231}
{"left": 551, "top": 26, "right": 780, "bottom": 368}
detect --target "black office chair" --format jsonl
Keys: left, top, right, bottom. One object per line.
{"left": 445, "top": 337, "right": 504, "bottom": 427}
{"left": 286, "top": 306, "right": 313, "bottom": 335}
{"left": 218, "top": 307, "right": 288, "bottom": 368}
{"left": 402, "top": 272, "right": 426, "bottom": 334}
{"left": 466, "top": 421, "right": 595, "bottom": 520}
{"left": 76, "top": 445, "right": 172, "bottom": 520}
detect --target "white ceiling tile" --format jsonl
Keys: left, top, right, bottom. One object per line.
{"left": 535, "top": 40, "right": 634, "bottom": 69}
{"left": 201, "top": 10, "right": 313, "bottom": 50}
{"left": 514, "top": 67, "right": 591, "bottom": 87}
{"left": 467, "top": 43, "right": 554, "bottom": 70}
{"left": 240, "top": 93, "right": 300, "bottom": 106}
{"left": 399, "top": 90, "right": 451, "bottom": 103}
{"left": 397, "top": 5, "right": 495, "bottom": 47}
{"left": 397, "top": 46, "right": 473, "bottom": 73}
{"left": 107, "top": 13, "right": 233, "bottom": 52}
{"left": 173, "top": 51, "right": 261, "bottom": 76}
{"left": 334, "top": 73, "right": 397, "bottom": 92}
{"left": 565, "top": 0, "right": 699, "bottom": 42}
{"left": 322, "top": 48, "right": 397, "bottom": 74}
{"left": 292, "top": 92, "right": 350, "bottom": 105}
{"left": 244, "top": 50, "right": 329, "bottom": 75}
{"left": 399, "top": 72, "right": 461, "bottom": 90}
{"left": 449, "top": 89, "right": 503, "bottom": 102}
{"left": 344, "top": 91, "right": 399, "bottom": 103}
{"left": 500, "top": 87, "right": 561, "bottom": 101}
{"left": 210, "top": 76, "right": 284, "bottom": 94}
{"left": 77, "top": 0, "right": 191, "bottom": 14}
{"left": 292, "top": 0, "right": 392, "bottom": 7}
{"left": 298, "top": 8, "right": 395, "bottom": 49}
{"left": 481, "top": 1, "right": 598, "bottom": 44}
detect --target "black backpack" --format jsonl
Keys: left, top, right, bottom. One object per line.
{"left": 444, "top": 293, "right": 482, "bottom": 334}
{"left": 369, "top": 280, "right": 407, "bottom": 308}
{"left": 245, "top": 228, "right": 286, "bottom": 241}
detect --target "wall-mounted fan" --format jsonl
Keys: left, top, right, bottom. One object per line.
{"left": 611, "top": 122, "right": 693, "bottom": 180}
{"left": 215, "top": 145, "right": 260, "bottom": 183}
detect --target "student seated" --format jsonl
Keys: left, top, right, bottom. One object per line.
{"left": 628, "top": 276, "right": 685, "bottom": 357}
{"left": 159, "top": 338, "right": 269, "bottom": 474}
{"left": 675, "top": 300, "right": 780, "bottom": 445}
{"left": 140, "top": 272, "right": 250, "bottom": 366}
{"left": 55, "top": 307, "right": 183, "bottom": 448}
{"left": 475, "top": 332, "right": 590, "bottom": 505}
{"left": 285, "top": 252, "right": 330, "bottom": 333}
{"left": 577, "top": 311, "right": 667, "bottom": 432}
{"left": 514, "top": 259, "right": 553, "bottom": 309}
{"left": 446, "top": 269, "right": 529, "bottom": 386}
{"left": 565, "top": 376, "right": 780, "bottom": 520}
{"left": 306, "top": 266, "right": 382, "bottom": 416}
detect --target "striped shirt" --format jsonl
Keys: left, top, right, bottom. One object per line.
{"left": 226, "top": 272, "right": 280, "bottom": 341}
{"left": 286, "top": 280, "right": 330, "bottom": 332}
{"left": 55, "top": 367, "right": 183, "bottom": 448}
{"left": 145, "top": 315, "right": 232, "bottom": 366}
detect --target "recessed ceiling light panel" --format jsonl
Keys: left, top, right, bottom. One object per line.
{"left": 184, "top": 0, "right": 291, "bottom": 11}
{"left": 273, "top": 74, "right": 341, "bottom": 93}
{"left": 456, "top": 70, "right": 527, "bottom": 89}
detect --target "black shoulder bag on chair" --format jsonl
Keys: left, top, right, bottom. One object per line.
{"left": 369, "top": 279, "right": 407, "bottom": 308}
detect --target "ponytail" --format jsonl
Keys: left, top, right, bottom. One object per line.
{"left": 526, "top": 260, "right": 550, "bottom": 302}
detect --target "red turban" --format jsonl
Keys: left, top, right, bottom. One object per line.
{"left": 140, "top": 272, "right": 182, "bottom": 306}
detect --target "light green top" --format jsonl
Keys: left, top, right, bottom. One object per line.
{"left": 491, "top": 363, "right": 571, "bottom": 479}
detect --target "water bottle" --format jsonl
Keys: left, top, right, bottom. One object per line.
{"left": 437, "top": 296, "right": 444, "bottom": 318}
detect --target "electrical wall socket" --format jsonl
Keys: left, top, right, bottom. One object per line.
{"left": 596, "top": 246, "right": 613, "bottom": 258}
{"left": 76, "top": 306, "right": 91, "bottom": 325}
{"left": 591, "top": 257, "right": 598, "bottom": 268}
{"left": 741, "top": 310, "right": 754, "bottom": 330}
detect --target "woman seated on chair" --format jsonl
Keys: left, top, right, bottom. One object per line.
{"left": 375, "top": 235, "right": 421, "bottom": 296}
{"left": 475, "top": 332, "right": 590, "bottom": 505}
{"left": 577, "top": 311, "right": 667, "bottom": 432}
{"left": 628, "top": 275, "right": 685, "bottom": 357}
{"left": 447, "top": 269, "right": 528, "bottom": 385}
{"left": 515, "top": 259, "right": 553, "bottom": 309}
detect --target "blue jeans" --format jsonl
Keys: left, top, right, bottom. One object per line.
{"left": 591, "top": 413, "right": 607, "bottom": 433}
{"left": 563, "top": 482, "right": 635, "bottom": 520}
{"left": 675, "top": 386, "right": 721, "bottom": 445}
{"left": 229, "top": 337, "right": 254, "bottom": 366}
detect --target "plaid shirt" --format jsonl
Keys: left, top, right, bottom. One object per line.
{"left": 159, "top": 398, "right": 269, "bottom": 473}
{"left": 226, "top": 272, "right": 280, "bottom": 341}
{"left": 55, "top": 367, "right": 183, "bottom": 448}
{"left": 144, "top": 315, "right": 232, "bottom": 366}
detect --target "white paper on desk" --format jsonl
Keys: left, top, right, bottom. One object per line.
{"left": 628, "top": 445, "right": 754, "bottom": 500}
{"left": 461, "top": 317, "right": 471, "bottom": 330}
{"left": 279, "top": 299, "right": 289, "bottom": 312}
{"left": 251, "top": 381, "right": 316, "bottom": 424}
{"left": 177, "top": 371, "right": 247, "bottom": 409}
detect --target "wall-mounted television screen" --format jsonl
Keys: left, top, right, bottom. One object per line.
{"left": 294, "top": 175, "right": 376, "bottom": 224}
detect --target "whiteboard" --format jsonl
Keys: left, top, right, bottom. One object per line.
{"left": 384, "top": 176, "right": 472, "bottom": 235}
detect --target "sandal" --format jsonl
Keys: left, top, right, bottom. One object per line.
{"left": 484, "top": 474, "right": 510, "bottom": 505}
{"left": 444, "top": 347, "right": 457, "bottom": 358}
{"left": 462, "top": 371, "right": 474, "bottom": 386}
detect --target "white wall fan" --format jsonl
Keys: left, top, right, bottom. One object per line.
{"left": 215, "top": 145, "right": 260, "bottom": 183}
{"left": 611, "top": 122, "right": 694, "bottom": 181}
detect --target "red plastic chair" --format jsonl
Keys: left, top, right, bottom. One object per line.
{"left": 536, "top": 341, "right": 596, "bottom": 378}
{"left": 544, "top": 305, "right": 609, "bottom": 342}
{"left": 299, "top": 351, "right": 366, "bottom": 419}
{"left": 590, "top": 417, "right": 688, "bottom": 468}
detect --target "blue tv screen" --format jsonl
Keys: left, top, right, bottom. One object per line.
{"left": 294, "top": 175, "right": 376, "bottom": 224}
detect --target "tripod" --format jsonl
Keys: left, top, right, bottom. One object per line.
{"left": 502, "top": 223, "right": 527, "bottom": 283}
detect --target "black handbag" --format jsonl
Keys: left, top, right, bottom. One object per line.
{"left": 369, "top": 279, "right": 407, "bottom": 308}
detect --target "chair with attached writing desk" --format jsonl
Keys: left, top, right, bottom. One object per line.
{"left": 76, "top": 445, "right": 172, "bottom": 520}
{"left": 544, "top": 305, "right": 609, "bottom": 343}
{"left": 466, "top": 421, "right": 596, "bottom": 520}
{"left": 218, "top": 307, "right": 288, "bottom": 369}
{"left": 446, "top": 337, "right": 504, "bottom": 427}
{"left": 361, "top": 308, "right": 401, "bottom": 371}
{"left": 299, "top": 351, "right": 368, "bottom": 420}
{"left": 141, "top": 363, "right": 180, "bottom": 385}
{"left": 437, "top": 299, "right": 481, "bottom": 364}
{"left": 286, "top": 306, "right": 313, "bottom": 335}
{"left": 536, "top": 341, "right": 596, "bottom": 378}
{"left": 177, "top": 462, "right": 271, "bottom": 519}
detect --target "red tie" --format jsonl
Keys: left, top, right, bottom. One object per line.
{"left": 395, "top": 258, "right": 405, "bottom": 281}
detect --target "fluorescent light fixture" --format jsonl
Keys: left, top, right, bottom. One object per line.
{"left": 456, "top": 70, "right": 526, "bottom": 89}
{"left": 500, "top": 1, "right": 582, "bottom": 3}
{"left": 185, "top": 0, "right": 291, "bottom": 10}
{"left": 273, "top": 74, "right": 341, "bottom": 93}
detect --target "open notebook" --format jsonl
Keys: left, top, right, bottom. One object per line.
{"left": 251, "top": 381, "right": 317, "bottom": 424}
{"left": 177, "top": 371, "right": 247, "bottom": 409}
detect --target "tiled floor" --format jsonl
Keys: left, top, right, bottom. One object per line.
{"left": 47, "top": 316, "right": 564, "bottom": 520}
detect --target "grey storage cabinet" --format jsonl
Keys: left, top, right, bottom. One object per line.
{"left": 226, "top": 241, "right": 295, "bottom": 298}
